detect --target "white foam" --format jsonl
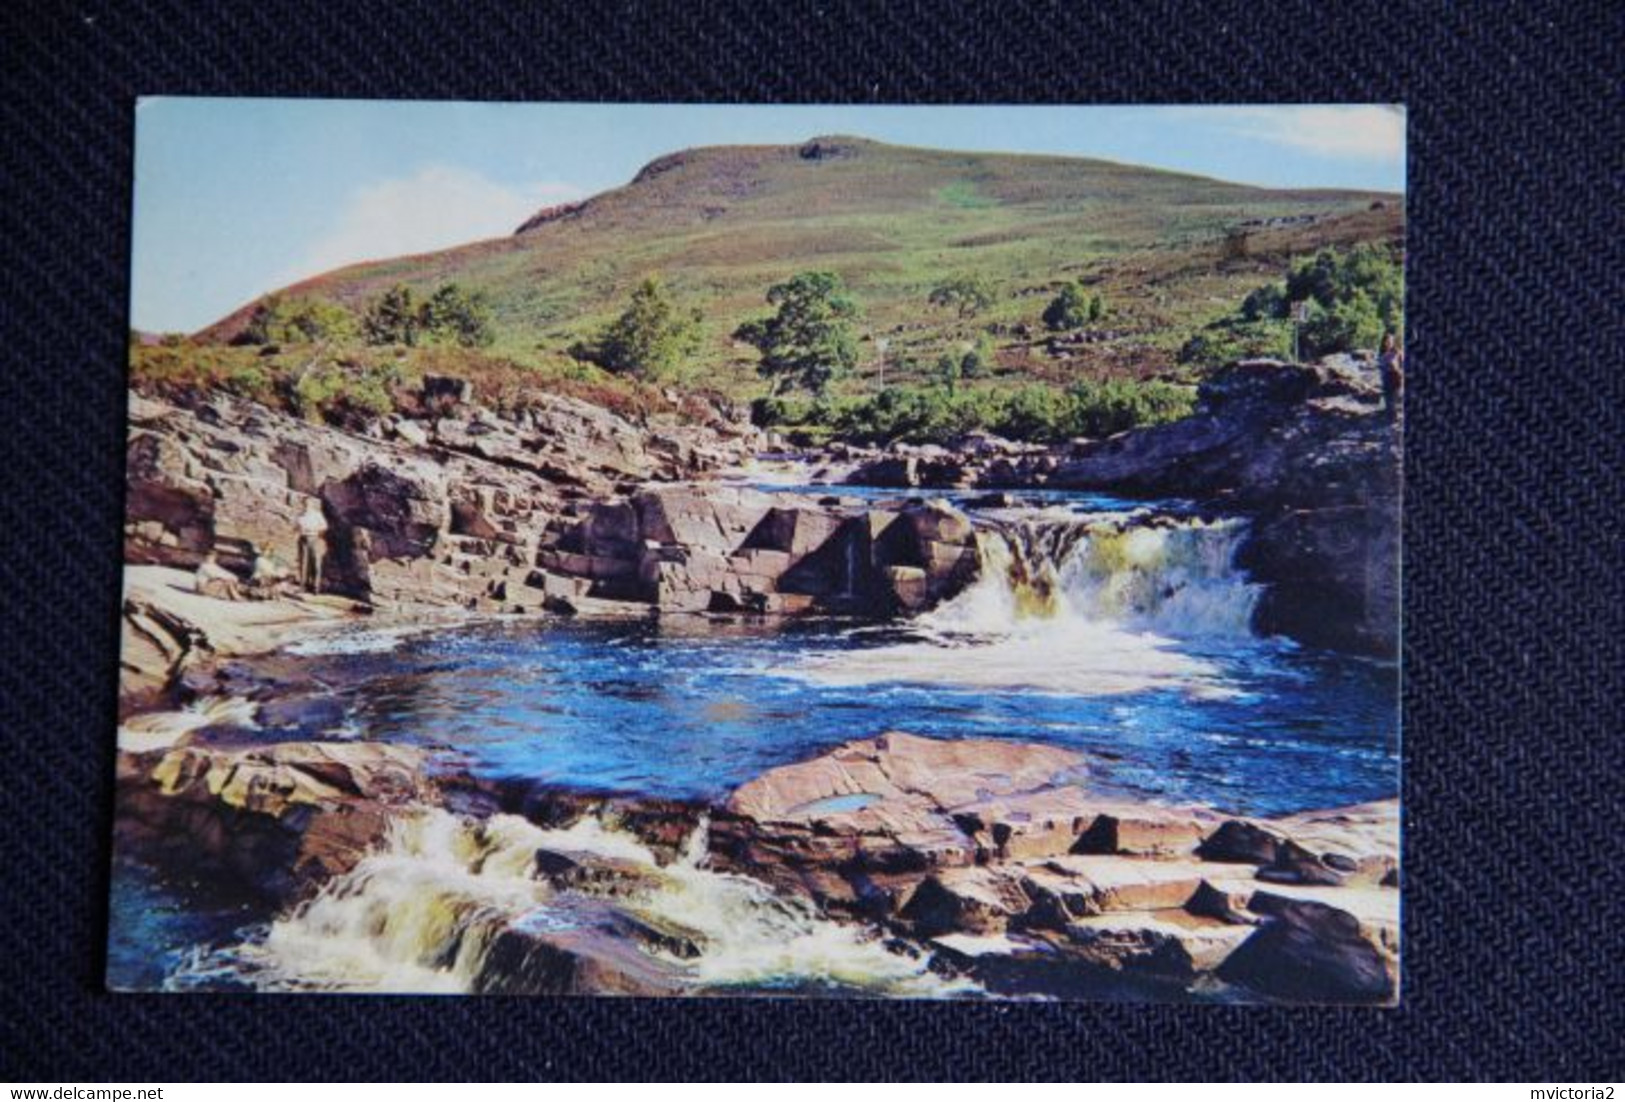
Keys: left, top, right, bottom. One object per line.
{"left": 231, "top": 808, "right": 970, "bottom": 996}
{"left": 790, "top": 515, "right": 1262, "bottom": 699}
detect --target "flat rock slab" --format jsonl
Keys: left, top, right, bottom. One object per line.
{"left": 727, "top": 731, "right": 1086, "bottom": 824}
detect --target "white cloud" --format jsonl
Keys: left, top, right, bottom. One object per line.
{"left": 1207, "top": 106, "right": 1405, "bottom": 161}
{"left": 276, "top": 165, "right": 584, "bottom": 287}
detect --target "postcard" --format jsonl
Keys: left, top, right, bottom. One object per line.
{"left": 113, "top": 101, "right": 1403, "bottom": 1002}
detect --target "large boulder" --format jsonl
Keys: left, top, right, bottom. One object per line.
{"left": 1217, "top": 893, "right": 1397, "bottom": 1003}
{"left": 116, "top": 739, "right": 434, "bottom": 903}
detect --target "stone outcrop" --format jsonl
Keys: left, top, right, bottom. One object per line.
{"left": 124, "top": 391, "right": 987, "bottom": 656}
{"left": 1051, "top": 357, "right": 1400, "bottom": 655}
{"left": 711, "top": 732, "right": 1399, "bottom": 1003}
{"left": 115, "top": 738, "right": 435, "bottom": 903}
{"left": 118, "top": 564, "right": 360, "bottom": 712}
{"left": 833, "top": 356, "right": 1401, "bottom": 656}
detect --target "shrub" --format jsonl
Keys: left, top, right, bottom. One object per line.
{"left": 1042, "top": 283, "right": 1104, "bottom": 331}
{"left": 237, "top": 296, "right": 358, "bottom": 345}
{"left": 1190, "top": 243, "right": 1404, "bottom": 365}
{"left": 420, "top": 283, "right": 495, "bottom": 348}
{"left": 753, "top": 376, "right": 1193, "bottom": 447}
{"left": 361, "top": 282, "right": 494, "bottom": 348}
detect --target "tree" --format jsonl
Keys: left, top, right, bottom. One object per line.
{"left": 928, "top": 274, "right": 995, "bottom": 320}
{"left": 586, "top": 276, "right": 702, "bottom": 379}
{"left": 735, "top": 271, "right": 860, "bottom": 396}
{"left": 362, "top": 284, "right": 422, "bottom": 346}
{"left": 237, "top": 296, "right": 356, "bottom": 345}
{"left": 420, "top": 283, "right": 495, "bottom": 348}
{"left": 1042, "top": 282, "right": 1104, "bottom": 331}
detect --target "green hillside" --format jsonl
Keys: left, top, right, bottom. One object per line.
{"left": 195, "top": 136, "right": 1403, "bottom": 396}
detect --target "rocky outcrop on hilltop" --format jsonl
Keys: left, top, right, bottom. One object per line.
{"left": 710, "top": 732, "right": 1399, "bottom": 1003}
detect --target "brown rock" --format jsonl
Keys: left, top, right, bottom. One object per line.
{"left": 1217, "top": 893, "right": 1397, "bottom": 1004}
{"left": 899, "top": 867, "right": 1031, "bottom": 936}
{"left": 1062, "top": 910, "right": 1253, "bottom": 978}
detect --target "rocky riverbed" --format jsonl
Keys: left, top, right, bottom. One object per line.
{"left": 111, "top": 356, "right": 1401, "bottom": 1001}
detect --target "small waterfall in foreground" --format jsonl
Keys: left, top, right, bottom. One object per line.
{"left": 208, "top": 808, "right": 967, "bottom": 997}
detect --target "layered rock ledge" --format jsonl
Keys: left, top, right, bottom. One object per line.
{"left": 113, "top": 725, "right": 1397, "bottom": 1002}
{"left": 712, "top": 732, "right": 1400, "bottom": 1003}
{"left": 122, "top": 386, "right": 992, "bottom": 709}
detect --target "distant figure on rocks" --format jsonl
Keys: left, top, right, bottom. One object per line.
{"left": 297, "top": 500, "right": 328, "bottom": 593}
{"left": 194, "top": 551, "right": 242, "bottom": 601}
{"left": 1379, "top": 332, "right": 1405, "bottom": 425}
{"left": 248, "top": 547, "right": 297, "bottom": 600}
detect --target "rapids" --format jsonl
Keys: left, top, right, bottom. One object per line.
{"left": 113, "top": 492, "right": 1399, "bottom": 996}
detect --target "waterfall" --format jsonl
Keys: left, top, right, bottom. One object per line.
{"left": 793, "top": 512, "right": 1263, "bottom": 698}
{"left": 936, "top": 514, "right": 1264, "bottom": 640}
{"left": 208, "top": 807, "right": 968, "bottom": 997}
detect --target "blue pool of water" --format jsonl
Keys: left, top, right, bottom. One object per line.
{"left": 297, "top": 615, "right": 1397, "bottom": 817}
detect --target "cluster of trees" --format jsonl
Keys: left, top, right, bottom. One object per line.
{"left": 237, "top": 296, "right": 357, "bottom": 345}
{"left": 752, "top": 377, "right": 1193, "bottom": 446}
{"left": 1181, "top": 244, "right": 1404, "bottom": 367}
{"left": 235, "top": 283, "right": 494, "bottom": 350}
{"left": 362, "top": 283, "right": 495, "bottom": 348}
{"left": 578, "top": 271, "right": 1006, "bottom": 392}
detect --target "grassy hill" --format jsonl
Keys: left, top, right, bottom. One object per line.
{"left": 191, "top": 136, "right": 1402, "bottom": 399}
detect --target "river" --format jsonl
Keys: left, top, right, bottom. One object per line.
{"left": 109, "top": 483, "right": 1399, "bottom": 997}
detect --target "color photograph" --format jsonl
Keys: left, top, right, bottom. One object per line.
{"left": 112, "top": 101, "right": 1405, "bottom": 1003}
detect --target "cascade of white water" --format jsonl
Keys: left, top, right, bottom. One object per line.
{"left": 945, "top": 514, "right": 1264, "bottom": 640}
{"left": 792, "top": 513, "right": 1262, "bottom": 698}
{"left": 217, "top": 808, "right": 967, "bottom": 997}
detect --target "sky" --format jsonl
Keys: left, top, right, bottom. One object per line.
{"left": 131, "top": 101, "right": 1406, "bottom": 333}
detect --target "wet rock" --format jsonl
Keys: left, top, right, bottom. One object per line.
{"left": 847, "top": 455, "right": 918, "bottom": 488}
{"left": 1257, "top": 838, "right": 1349, "bottom": 886}
{"left": 533, "top": 848, "right": 661, "bottom": 897}
{"left": 472, "top": 914, "right": 691, "bottom": 997}
{"left": 950, "top": 785, "right": 1100, "bottom": 861}
{"left": 1061, "top": 911, "right": 1252, "bottom": 979}
{"left": 1026, "top": 855, "right": 1211, "bottom": 916}
{"left": 1069, "top": 803, "right": 1218, "bottom": 857}
{"left": 727, "top": 732, "right": 1086, "bottom": 824}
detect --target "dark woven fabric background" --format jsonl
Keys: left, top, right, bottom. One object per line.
{"left": 1, "top": 0, "right": 1620, "bottom": 1082}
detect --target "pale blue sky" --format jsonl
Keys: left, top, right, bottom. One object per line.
{"left": 132, "top": 101, "right": 1405, "bottom": 333}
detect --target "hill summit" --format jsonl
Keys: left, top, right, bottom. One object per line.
{"left": 200, "top": 135, "right": 1401, "bottom": 389}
